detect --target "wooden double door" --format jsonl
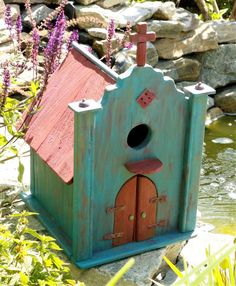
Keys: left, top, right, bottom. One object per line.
{"left": 113, "top": 176, "right": 157, "bottom": 246}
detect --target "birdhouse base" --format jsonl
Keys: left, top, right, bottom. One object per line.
{"left": 21, "top": 192, "right": 193, "bottom": 269}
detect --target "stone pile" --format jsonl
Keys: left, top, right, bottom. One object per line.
{"left": 1, "top": 0, "right": 236, "bottom": 119}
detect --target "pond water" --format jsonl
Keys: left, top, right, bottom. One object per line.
{"left": 199, "top": 116, "right": 236, "bottom": 235}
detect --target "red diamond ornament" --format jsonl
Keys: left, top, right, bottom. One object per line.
{"left": 137, "top": 89, "right": 156, "bottom": 108}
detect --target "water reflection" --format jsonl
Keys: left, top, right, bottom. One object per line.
{"left": 199, "top": 116, "right": 236, "bottom": 235}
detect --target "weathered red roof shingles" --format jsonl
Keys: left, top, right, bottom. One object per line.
{"left": 24, "top": 49, "right": 115, "bottom": 184}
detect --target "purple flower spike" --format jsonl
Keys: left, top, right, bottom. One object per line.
{"left": 67, "top": 30, "right": 79, "bottom": 50}
{"left": 16, "top": 15, "right": 22, "bottom": 49}
{"left": 32, "top": 28, "right": 40, "bottom": 78}
{"left": 1, "top": 63, "right": 11, "bottom": 110}
{"left": 44, "top": 11, "right": 66, "bottom": 77}
{"left": 4, "top": 5, "right": 13, "bottom": 36}
{"left": 124, "top": 42, "right": 133, "bottom": 49}
{"left": 108, "top": 19, "right": 115, "bottom": 38}
{"left": 3, "top": 65, "right": 10, "bottom": 90}
{"left": 106, "top": 19, "right": 116, "bottom": 68}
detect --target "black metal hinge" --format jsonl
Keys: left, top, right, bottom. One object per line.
{"left": 106, "top": 205, "right": 125, "bottom": 214}
{"left": 103, "top": 232, "right": 124, "bottom": 240}
{"left": 148, "top": 220, "right": 166, "bottom": 228}
{"left": 149, "top": 195, "right": 167, "bottom": 204}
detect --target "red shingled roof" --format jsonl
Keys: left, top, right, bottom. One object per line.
{"left": 24, "top": 49, "right": 115, "bottom": 184}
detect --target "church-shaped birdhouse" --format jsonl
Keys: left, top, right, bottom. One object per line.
{"left": 23, "top": 23, "right": 215, "bottom": 268}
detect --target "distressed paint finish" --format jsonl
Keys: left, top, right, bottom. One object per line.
{"left": 179, "top": 84, "right": 216, "bottom": 232}
{"left": 113, "top": 176, "right": 137, "bottom": 246}
{"left": 30, "top": 150, "right": 73, "bottom": 240}
{"left": 24, "top": 49, "right": 114, "bottom": 183}
{"left": 136, "top": 176, "right": 157, "bottom": 241}
{"left": 22, "top": 44, "right": 215, "bottom": 268}
{"left": 112, "top": 175, "right": 157, "bottom": 246}
{"left": 72, "top": 103, "right": 102, "bottom": 261}
{"left": 92, "top": 65, "right": 188, "bottom": 253}
{"left": 125, "top": 158, "right": 163, "bottom": 174}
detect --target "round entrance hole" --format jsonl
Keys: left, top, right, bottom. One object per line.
{"left": 127, "top": 124, "right": 151, "bottom": 149}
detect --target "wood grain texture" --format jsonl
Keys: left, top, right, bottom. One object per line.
{"left": 113, "top": 176, "right": 137, "bottom": 246}
{"left": 136, "top": 176, "right": 157, "bottom": 241}
{"left": 91, "top": 65, "right": 189, "bottom": 252}
{"left": 24, "top": 49, "right": 115, "bottom": 183}
{"left": 179, "top": 92, "right": 208, "bottom": 232}
{"left": 125, "top": 158, "right": 163, "bottom": 174}
{"left": 31, "top": 150, "right": 73, "bottom": 240}
{"left": 130, "top": 22, "right": 156, "bottom": 66}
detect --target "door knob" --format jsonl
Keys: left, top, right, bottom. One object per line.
{"left": 141, "top": 212, "right": 146, "bottom": 219}
{"left": 129, "top": 214, "right": 135, "bottom": 221}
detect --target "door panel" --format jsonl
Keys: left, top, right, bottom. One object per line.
{"left": 136, "top": 176, "right": 157, "bottom": 241}
{"left": 113, "top": 176, "right": 137, "bottom": 246}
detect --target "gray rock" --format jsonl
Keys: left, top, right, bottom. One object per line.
{"left": 98, "top": 243, "right": 184, "bottom": 286}
{"left": 152, "top": 1, "right": 176, "bottom": 20}
{"left": 22, "top": 4, "right": 54, "bottom": 28}
{"left": 75, "top": 0, "right": 98, "bottom": 5}
{"left": 156, "top": 57, "right": 201, "bottom": 82}
{"left": 4, "top": 0, "right": 60, "bottom": 4}
{"left": 154, "top": 22, "right": 218, "bottom": 59}
{"left": 207, "top": 96, "right": 215, "bottom": 110}
{"left": 113, "top": 42, "right": 158, "bottom": 74}
{"left": 206, "top": 107, "right": 224, "bottom": 125}
{"left": 87, "top": 27, "right": 107, "bottom": 39}
{"left": 93, "top": 36, "right": 122, "bottom": 57}
{"left": 131, "top": 41, "right": 158, "bottom": 65}
{"left": 75, "top": 5, "right": 107, "bottom": 29}
{"left": 98, "top": 249, "right": 165, "bottom": 286}
{"left": 215, "top": 85, "right": 236, "bottom": 113}
{"left": 0, "top": 40, "right": 15, "bottom": 54}
{"left": 0, "top": 3, "right": 19, "bottom": 57}
{"left": 148, "top": 20, "right": 187, "bottom": 39}
{"left": 75, "top": 1, "right": 168, "bottom": 29}
{"left": 78, "top": 31, "right": 95, "bottom": 46}
{"left": 212, "top": 20, "right": 236, "bottom": 43}
{"left": 64, "top": 2, "right": 77, "bottom": 19}
{"left": 199, "top": 44, "right": 236, "bottom": 88}
{"left": 8, "top": 4, "right": 20, "bottom": 21}
{"left": 113, "top": 50, "right": 135, "bottom": 74}
{"left": 0, "top": 29, "right": 11, "bottom": 44}
{"left": 0, "top": 0, "right": 4, "bottom": 17}
{"left": 172, "top": 7, "right": 200, "bottom": 32}
{"left": 97, "top": 0, "right": 126, "bottom": 9}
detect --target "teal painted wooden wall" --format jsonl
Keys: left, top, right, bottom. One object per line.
{"left": 94, "top": 66, "right": 189, "bottom": 252}
{"left": 73, "top": 65, "right": 191, "bottom": 256}
{"left": 31, "top": 150, "right": 73, "bottom": 242}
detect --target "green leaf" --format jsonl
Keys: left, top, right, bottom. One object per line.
{"left": 17, "top": 160, "right": 24, "bottom": 183}
{"left": 49, "top": 242, "right": 62, "bottom": 251}
{"left": 20, "top": 272, "right": 29, "bottom": 285}
{"left": 9, "top": 211, "right": 38, "bottom": 218}
{"left": 163, "top": 256, "right": 184, "bottom": 279}
{"left": 8, "top": 146, "right": 19, "bottom": 155}
{"left": 0, "top": 134, "right": 7, "bottom": 146}
{"left": 25, "top": 227, "right": 42, "bottom": 240}
{"left": 39, "top": 235, "right": 56, "bottom": 243}
{"left": 30, "top": 81, "right": 40, "bottom": 97}
{"left": 51, "top": 255, "right": 64, "bottom": 269}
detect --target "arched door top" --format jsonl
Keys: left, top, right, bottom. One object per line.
{"left": 113, "top": 175, "right": 158, "bottom": 246}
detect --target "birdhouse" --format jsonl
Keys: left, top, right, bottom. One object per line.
{"left": 23, "top": 23, "right": 215, "bottom": 268}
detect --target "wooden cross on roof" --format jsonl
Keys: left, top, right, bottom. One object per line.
{"left": 130, "top": 22, "right": 156, "bottom": 67}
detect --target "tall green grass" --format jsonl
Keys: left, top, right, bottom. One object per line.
{"left": 151, "top": 241, "right": 236, "bottom": 286}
